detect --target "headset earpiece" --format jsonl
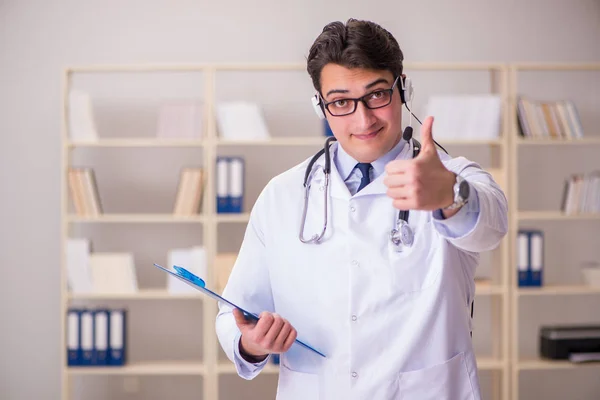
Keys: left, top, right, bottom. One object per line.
{"left": 399, "top": 76, "right": 414, "bottom": 105}
{"left": 311, "top": 94, "right": 326, "bottom": 120}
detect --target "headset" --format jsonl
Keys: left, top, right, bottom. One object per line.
{"left": 311, "top": 75, "right": 448, "bottom": 154}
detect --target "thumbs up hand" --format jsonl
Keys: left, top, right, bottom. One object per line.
{"left": 383, "top": 116, "right": 457, "bottom": 213}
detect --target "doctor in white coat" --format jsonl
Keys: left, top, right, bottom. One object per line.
{"left": 216, "top": 18, "right": 508, "bottom": 400}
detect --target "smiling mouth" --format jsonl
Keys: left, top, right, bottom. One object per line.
{"left": 353, "top": 127, "right": 383, "bottom": 140}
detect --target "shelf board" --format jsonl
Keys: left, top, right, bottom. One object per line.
{"left": 216, "top": 137, "right": 325, "bottom": 146}
{"left": 216, "top": 213, "right": 251, "bottom": 223}
{"left": 475, "top": 280, "right": 506, "bottom": 296}
{"left": 66, "top": 139, "right": 204, "bottom": 148}
{"left": 67, "top": 361, "right": 205, "bottom": 375}
{"left": 516, "top": 137, "right": 600, "bottom": 146}
{"left": 517, "top": 211, "right": 600, "bottom": 221}
{"left": 68, "top": 289, "right": 204, "bottom": 300}
{"left": 517, "top": 357, "right": 600, "bottom": 370}
{"left": 517, "top": 285, "right": 600, "bottom": 296}
{"left": 68, "top": 214, "right": 205, "bottom": 223}
{"left": 477, "top": 357, "right": 506, "bottom": 370}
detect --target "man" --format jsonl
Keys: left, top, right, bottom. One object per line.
{"left": 216, "top": 18, "right": 508, "bottom": 400}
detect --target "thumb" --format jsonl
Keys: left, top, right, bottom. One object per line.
{"left": 419, "top": 116, "right": 437, "bottom": 155}
{"left": 233, "top": 308, "right": 253, "bottom": 330}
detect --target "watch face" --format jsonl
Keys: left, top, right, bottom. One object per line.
{"left": 459, "top": 179, "right": 470, "bottom": 199}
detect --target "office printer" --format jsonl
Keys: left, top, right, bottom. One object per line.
{"left": 540, "top": 325, "right": 600, "bottom": 363}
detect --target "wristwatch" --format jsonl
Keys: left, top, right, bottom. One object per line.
{"left": 444, "top": 173, "right": 470, "bottom": 210}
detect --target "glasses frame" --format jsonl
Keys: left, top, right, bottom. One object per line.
{"left": 321, "top": 76, "right": 400, "bottom": 117}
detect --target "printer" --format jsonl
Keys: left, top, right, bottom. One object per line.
{"left": 540, "top": 325, "right": 600, "bottom": 363}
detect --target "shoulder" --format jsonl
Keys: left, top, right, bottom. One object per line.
{"left": 254, "top": 153, "right": 314, "bottom": 207}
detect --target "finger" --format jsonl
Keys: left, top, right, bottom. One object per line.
{"left": 392, "top": 198, "right": 415, "bottom": 210}
{"left": 385, "top": 159, "right": 412, "bottom": 175}
{"left": 252, "top": 311, "right": 275, "bottom": 339}
{"left": 261, "top": 313, "right": 285, "bottom": 349}
{"left": 383, "top": 173, "right": 415, "bottom": 188}
{"left": 273, "top": 321, "right": 292, "bottom": 352}
{"left": 418, "top": 116, "right": 437, "bottom": 155}
{"left": 283, "top": 328, "right": 298, "bottom": 352}
{"left": 386, "top": 186, "right": 411, "bottom": 200}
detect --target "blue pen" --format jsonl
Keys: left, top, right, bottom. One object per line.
{"left": 154, "top": 263, "right": 326, "bottom": 358}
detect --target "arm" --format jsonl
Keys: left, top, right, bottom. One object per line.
{"left": 433, "top": 156, "right": 508, "bottom": 253}
{"left": 215, "top": 193, "right": 274, "bottom": 380}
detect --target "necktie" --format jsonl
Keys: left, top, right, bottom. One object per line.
{"left": 356, "top": 163, "right": 372, "bottom": 193}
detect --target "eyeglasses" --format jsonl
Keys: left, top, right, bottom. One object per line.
{"left": 322, "top": 76, "right": 400, "bottom": 117}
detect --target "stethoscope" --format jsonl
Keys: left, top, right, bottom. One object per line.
{"left": 299, "top": 135, "right": 422, "bottom": 252}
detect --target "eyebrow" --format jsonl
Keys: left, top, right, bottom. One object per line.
{"left": 325, "top": 78, "right": 390, "bottom": 98}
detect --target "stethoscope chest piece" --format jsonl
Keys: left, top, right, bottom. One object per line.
{"left": 390, "top": 219, "right": 414, "bottom": 251}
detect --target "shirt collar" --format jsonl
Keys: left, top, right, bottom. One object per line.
{"left": 335, "top": 137, "right": 406, "bottom": 181}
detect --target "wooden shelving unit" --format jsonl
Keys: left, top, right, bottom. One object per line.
{"left": 508, "top": 63, "right": 600, "bottom": 400}
{"left": 60, "top": 62, "right": 512, "bottom": 400}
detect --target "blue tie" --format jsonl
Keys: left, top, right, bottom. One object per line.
{"left": 356, "top": 163, "right": 372, "bottom": 193}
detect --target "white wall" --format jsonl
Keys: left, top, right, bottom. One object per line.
{"left": 1, "top": 1, "right": 600, "bottom": 399}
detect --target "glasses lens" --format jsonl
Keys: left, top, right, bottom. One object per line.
{"left": 327, "top": 99, "right": 355, "bottom": 116}
{"left": 365, "top": 90, "right": 392, "bottom": 109}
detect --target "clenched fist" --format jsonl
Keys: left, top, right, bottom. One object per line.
{"left": 233, "top": 308, "right": 298, "bottom": 362}
{"left": 383, "top": 116, "right": 457, "bottom": 214}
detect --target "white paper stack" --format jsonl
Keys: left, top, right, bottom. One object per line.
{"left": 167, "top": 246, "right": 207, "bottom": 294}
{"left": 424, "top": 94, "right": 502, "bottom": 140}
{"left": 66, "top": 238, "right": 94, "bottom": 294}
{"left": 216, "top": 101, "right": 270, "bottom": 141}
{"left": 89, "top": 252, "right": 138, "bottom": 294}
{"left": 68, "top": 90, "right": 98, "bottom": 142}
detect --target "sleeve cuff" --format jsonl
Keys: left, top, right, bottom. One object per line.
{"left": 233, "top": 331, "right": 270, "bottom": 377}
{"left": 432, "top": 182, "right": 480, "bottom": 239}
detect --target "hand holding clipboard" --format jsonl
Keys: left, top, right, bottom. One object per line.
{"left": 153, "top": 264, "right": 326, "bottom": 358}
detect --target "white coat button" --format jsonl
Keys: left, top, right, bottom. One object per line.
{"left": 351, "top": 315, "right": 357, "bottom": 321}
{"left": 352, "top": 372, "right": 358, "bottom": 378}
{"left": 350, "top": 206, "right": 356, "bottom": 212}
{"left": 352, "top": 260, "right": 358, "bottom": 266}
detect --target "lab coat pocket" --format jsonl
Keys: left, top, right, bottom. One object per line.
{"left": 397, "top": 352, "right": 474, "bottom": 400}
{"left": 276, "top": 363, "right": 320, "bottom": 400}
{"left": 388, "top": 220, "right": 442, "bottom": 293}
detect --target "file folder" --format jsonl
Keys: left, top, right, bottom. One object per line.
{"left": 154, "top": 263, "right": 326, "bottom": 358}
{"left": 216, "top": 157, "right": 229, "bottom": 213}
{"left": 67, "top": 309, "right": 81, "bottom": 366}
{"left": 80, "top": 309, "right": 94, "bottom": 366}
{"left": 530, "top": 230, "right": 544, "bottom": 287}
{"left": 517, "top": 231, "right": 529, "bottom": 287}
{"left": 228, "top": 157, "right": 244, "bottom": 213}
{"left": 108, "top": 309, "right": 127, "bottom": 366}
{"left": 93, "top": 309, "right": 109, "bottom": 365}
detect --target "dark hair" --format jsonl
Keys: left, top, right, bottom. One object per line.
{"left": 306, "top": 18, "right": 404, "bottom": 93}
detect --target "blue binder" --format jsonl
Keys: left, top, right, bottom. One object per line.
{"left": 228, "top": 157, "right": 244, "bottom": 213}
{"left": 216, "top": 156, "right": 230, "bottom": 213}
{"left": 67, "top": 308, "right": 81, "bottom": 366}
{"left": 93, "top": 309, "right": 110, "bottom": 365}
{"left": 517, "top": 229, "right": 544, "bottom": 287}
{"left": 154, "top": 263, "right": 326, "bottom": 358}
{"left": 108, "top": 309, "right": 127, "bottom": 366}
{"left": 79, "top": 309, "right": 94, "bottom": 366}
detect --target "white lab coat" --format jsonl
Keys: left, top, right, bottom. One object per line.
{"left": 216, "top": 140, "right": 508, "bottom": 400}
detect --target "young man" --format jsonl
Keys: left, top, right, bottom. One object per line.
{"left": 216, "top": 18, "right": 508, "bottom": 400}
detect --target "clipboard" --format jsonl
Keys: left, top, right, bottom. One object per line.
{"left": 153, "top": 263, "right": 326, "bottom": 358}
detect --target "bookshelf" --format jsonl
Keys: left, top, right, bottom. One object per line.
{"left": 60, "top": 62, "right": 511, "bottom": 400}
{"left": 508, "top": 63, "right": 600, "bottom": 400}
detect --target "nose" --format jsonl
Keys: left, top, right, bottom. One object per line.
{"left": 354, "top": 101, "right": 377, "bottom": 130}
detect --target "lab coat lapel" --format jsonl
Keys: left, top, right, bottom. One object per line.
{"left": 310, "top": 142, "right": 351, "bottom": 201}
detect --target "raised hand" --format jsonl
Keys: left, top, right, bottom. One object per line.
{"left": 233, "top": 308, "right": 298, "bottom": 362}
{"left": 383, "top": 116, "right": 456, "bottom": 211}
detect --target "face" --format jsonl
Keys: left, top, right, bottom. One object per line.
{"left": 319, "top": 64, "right": 403, "bottom": 163}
